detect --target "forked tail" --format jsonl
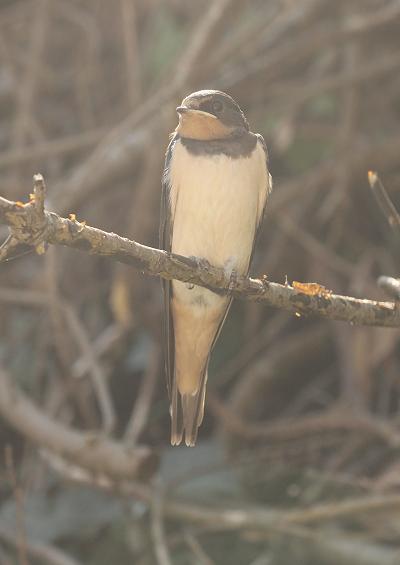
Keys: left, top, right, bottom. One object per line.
{"left": 170, "top": 371, "right": 208, "bottom": 447}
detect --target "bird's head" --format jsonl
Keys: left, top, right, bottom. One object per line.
{"left": 175, "top": 90, "right": 249, "bottom": 141}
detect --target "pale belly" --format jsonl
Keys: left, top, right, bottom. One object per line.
{"left": 169, "top": 140, "right": 266, "bottom": 308}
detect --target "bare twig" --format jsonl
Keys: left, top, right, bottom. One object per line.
{"left": 0, "top": 367, "right": 157, "bottom": 480}
{"left": 4, "top": 447, "right": 29, "bottom": 565}
{"left": 0, "top": 287, "right": 119, "bottom": 430}
{"left": 0, "top": 128, "right": 106, "bottom": 170}
{"left": 183, "top": 531, "right": 215, "bottom": 565}
{"left": 0, "top": 235, "right": 24, "bottom": 262}
{"left": 0, "top": 179, "right": 398, "bottom": 328}
{"left": 11, "top": 0, "right": 49, "bottom": 149}
{"left": 151, "top": 482, "right": 173, "bottom": 565}
{"left": 124, "top": 344, "right": 160, "bottom": 445}
{"left": 0, "top": 527, "right": 82, "bottom": 565}
{"left": 1, "top": 2, "right": 400, "bottom": 562}
{"left": 52, "top": 0, "right": 237, "bottom": 213}
{"left": 63, "top": 303, "right": 116, "bottom": 434}
{"left": 120, "top": 0, "right": 141, "bottom": 106}
{"left": 368, "top": 171, "right": 400, "bottom": 236}
{"left": 211, "top": 397, "right": 400, "bottom": 447}
{"left": 283, "top": 493, "right": 400, "bottom": 526}
{"left": 367, "top": 172, "right": 400, "bottom": 303}
{"left": 52, "top": 455, "right": 400, "bottom": 534}
{"left": 72, "top": 323, "right": 124, "bottom": 379}
{"left": 275, "top": 213, "right": 353, "bottom": 276}
{"left": 44, "top": 452, "right": 400, "bottom": 565}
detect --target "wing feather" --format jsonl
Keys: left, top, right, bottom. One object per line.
{"left": 160, "top": 134, "right": 178, "bottom": 401}
{"left": 250, "top": 133, "right": 272, "bottom": 266}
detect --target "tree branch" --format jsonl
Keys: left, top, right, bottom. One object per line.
{"left": 0, "top": 367, "right": 158, "bottom": 481}
{"left": 0, "top": 176, "right": 398, "bottom": 328}
{"left": 0, "top": 526, "right": 83, "bottom": 565}
{"left": 368, "top": 171, "right": 400, "bottom": 237}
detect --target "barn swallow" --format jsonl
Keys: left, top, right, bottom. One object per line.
{"left": 160, "top": 90, "right": 272, "bottom": 446}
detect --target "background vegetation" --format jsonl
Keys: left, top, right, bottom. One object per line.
{"left": 0, "top": 0, "right": 399, "bottom": 563}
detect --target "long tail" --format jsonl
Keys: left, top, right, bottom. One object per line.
{"left": 171, "top": 370, "right": 208, "bottom": 447}
{"left": 169, "top": 293, "right": 232, "bottom": 446}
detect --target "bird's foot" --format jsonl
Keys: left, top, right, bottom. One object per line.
{"left": 227, "top": 269, "right": 238, "bottom": 292}
{"left": 194, "top": 256, "right": 211, "bottom": 271}
{"left": 185, "top": 256, "right": 211, "bottom": 290}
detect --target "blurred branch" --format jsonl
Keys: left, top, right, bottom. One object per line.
{"left": 72, "top": 323, "right": 124, "bottom": 379}
{"left": 0, "top": 366, "right": 158, "bottom": 480}
{"left": 11, "top": 0, "right": 50, "bottom": 149}
{"left": 0, "top": 127, "right": 106, "bottom": 171}
{"left": 211, "top": 396, "right": 400, "bottom": 447}
{"left": 124, "top": 344, "right": 160, "bottom": 445}
{"left": 368, "top": 172, "right": 400, "bottom": 302}
{"left": 0, "top": 286, "right": 120, "bottom": 432}
{"left": 51, "top": 452, "right": 400, "bottom": 564}
{"left": 4, "top": 447, "right": 28, "bottom": 565}
{"left": 151, "top": 482, "right": 173, "bottom": 565}
{"left": 183, "top": 531, "right": 215, "bottom": 565}
{"left": 63, "top": 302, "right": 116, "bottom": 434}
{"left": 368, "top": 171, "right": 400, "bottom": 237}
{"left": 48, "top": 451, "right": 400, "bottom": 565}
{"left": 0, "top": 234, "right": 29, "bottom": 262}
{"left": 0, "top": 175, "right": 399, "bottom": 328}
{"left": 0, "top": 526, "right": 82, "bottom": 565}
{"left": 120, "top": 0, "right": 141, "bottom": 107}
{"left": 52, "top": 0, "right": 237, "bottom": 213}
{"left": 1, "top": 1, "right": 400, "bottom": 562}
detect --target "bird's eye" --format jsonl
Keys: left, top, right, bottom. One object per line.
{"left": 212, "top": 100, "right": 223, "bottom": 113}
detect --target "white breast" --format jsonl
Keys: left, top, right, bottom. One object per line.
{"left": 168, "top": 139, "right": 268, "bottom": 308}
{"left": 170, "top": 140, "right": 267, "bottom": 269}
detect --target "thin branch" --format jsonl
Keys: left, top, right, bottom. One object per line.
{"left": 120, "top": 0, "right": 141, "bottom": 107}
{"left": 0, "top": 367, "right": 158, "bottom": 480}
{"left": 51, "top": 0, "right": 237, "bottom": 213}
{"left": 0, "top": 286, "right": 118, "bottom": 431}
{"left": 151, "top": 481, "right": 173, "bottom": 565}
{"left": 210, "top": 396, "right": 400, "bottom": 447}
{"left": 72, "top": 323, "right": 124, "bottom": 379}
{"left": 11, "top": 0, "right": 49, "bottom": 149}
{"left": 4, "top": 447, "right": 29, "bottom": 565}
{"left": 282, "top": 493, "right": 400, "bottom": 526}
{"left": 0, "top": 128, "right": 106, "bottom": 170}
{"left": 368, "top": 171, "right": 400, "bottom": 236}
{"left": 0, "top": 527, "right": 82, "bottom": 565}
{"left": 50, "top": 453, "right": 400, "bottom": 533}
{"left": 183, "top": 531, "right": 215, "bottom": 565}
{"left": 45, "top": 455, "right": 400, "bottom": 565}
{"left": 124, "top": 344, "right": 160, "bottom": 445}
{"left": 0, "top": 235, "right": 22, "bottom": 261}
{"left": 367, "top": 172, "right": 400, "bottom": 303}
{"left": 63, "top": 303, "right": 116, "bottom": 434}
{"left": 0, "top": 177, "right": 399, "bottom": 328}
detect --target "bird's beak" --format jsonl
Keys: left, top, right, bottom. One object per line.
{"left": 176, "top": 106, "right": 218, "bottom": 119}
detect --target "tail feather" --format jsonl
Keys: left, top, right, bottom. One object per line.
{"left": 170, "top": 372, "right": 208, "bottom": 447}
{"left": 170, "top": 378, "right": 183, "bottom": 446}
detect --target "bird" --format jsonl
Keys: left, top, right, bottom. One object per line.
{"left": 160, "top": 90, "right": 272, "bottom": 446}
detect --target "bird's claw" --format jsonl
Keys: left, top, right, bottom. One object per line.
{"left": 195, "top": 257, "right": 211, "bottom": 271}
{"left": 228, "top": 269, "right": 238, "bottom": 292}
